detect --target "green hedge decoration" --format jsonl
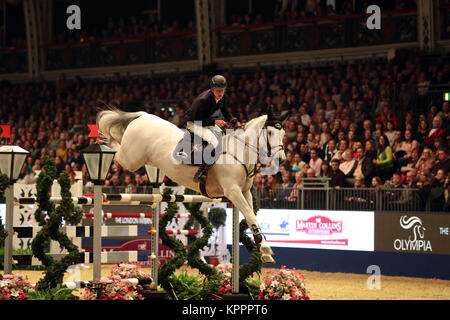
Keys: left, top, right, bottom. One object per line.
{"left": 31, "top": 156, "right": 84, "bottom": 290}
{"left": 238, "top": 187, "right": 262, "bottom": 285}
{"left": 182, "top": 188, "right": 222, "bottom": 300}
{"left": 157, "top": 187, "right": 188, "bottom": 297}
{"left": 0, "top": 173, "right": 10, "bottom": 269}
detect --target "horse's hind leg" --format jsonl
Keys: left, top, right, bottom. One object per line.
{"left": 224, "top": 187, "right": 275, "bottom": 264}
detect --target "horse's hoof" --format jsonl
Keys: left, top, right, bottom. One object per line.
{"left": 261, "top": 254, "right": 276, "bottom": 264}
{"left": 261, "top": 246, "right": 274, "bottom": 256}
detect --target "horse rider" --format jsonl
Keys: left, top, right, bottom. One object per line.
{"left": 179, "top": 75, "right": 239, "bottom": 184}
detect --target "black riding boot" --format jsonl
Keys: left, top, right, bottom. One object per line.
{"left": 193, "top": 164, "right": 208, "bottom": 184}
{"left": 192, "top": 142, "right": 216, "bottom": 184}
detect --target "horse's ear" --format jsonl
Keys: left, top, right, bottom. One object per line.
{"left": 280, "top": 111, "right": 290, "bottom": 124}
{"left": 265, "top": 104, "right": 274, "bottom": 121}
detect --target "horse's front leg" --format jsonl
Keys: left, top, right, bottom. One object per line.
{"left": 224, "top": 187, "right": 275, "bottom": 264}
{"left": 243, "top": 189, "right": 274, "bottom": 257}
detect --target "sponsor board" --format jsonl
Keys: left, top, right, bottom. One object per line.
{"left": 225, "top": 209, "right": 374, "bottom": 251}
{"left": 375, "top": 212, "right": 450, "bottom": 255}
{"left": 82, "top": 239, "right": 175, "bottom": 266}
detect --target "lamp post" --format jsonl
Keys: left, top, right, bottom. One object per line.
{"left": 144, "top": 165, "right": 164, "bottom": 290}
{"left": 81, "top": 144, "right": 116, "bottom": 281}
{"left": 0, "top": 145, "right": 29, "bottom": 274}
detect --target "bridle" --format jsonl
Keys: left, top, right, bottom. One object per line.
{"left": 227, "top": 121, "right": 284, "bottom": 163}
{"left": 263, "top": 121, "right": 284, "bottom": 159}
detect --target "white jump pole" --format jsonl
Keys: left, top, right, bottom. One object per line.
{"left": 92, "top": 184, "right": 103, "bottom": 281}
{"left": 151, "top": 186, "right": 160, "bottom": 289}
{"left": 3, "top": 185, "right": 14, "bottom": 274}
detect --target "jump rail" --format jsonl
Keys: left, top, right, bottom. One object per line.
{"left": 15, "top": 194, "right": 229, "bottom": 205}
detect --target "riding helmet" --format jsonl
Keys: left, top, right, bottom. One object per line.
{"left": 210, "top": 75, "right": 227, "bottom": 89}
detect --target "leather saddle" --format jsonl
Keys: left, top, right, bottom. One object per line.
{"left": 172, "top": 129, "right": 222, "bottom": 166}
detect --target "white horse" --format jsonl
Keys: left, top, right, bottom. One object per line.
{"left": 97, "top": 108, "right": 288, "bottom": 263}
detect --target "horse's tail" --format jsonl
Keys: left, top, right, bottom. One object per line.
{"left": 97, "top": 107, "right": 146, "bottom": 149}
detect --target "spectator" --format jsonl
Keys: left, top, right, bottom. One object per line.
{"left": 55, "top": 156, "right": 65, "bottom": 175}
{"left": 364, "top": 139, "right": 377, "bottom": 160}
{"left": 291, "top": 152, "right": 306, "bottom": 171}
{"left": 339, "top": 149, "right": 358, "bottom": 178}
{"left": 375, "top": 106, "right": 398, "bottom": 129}
{"left": 416, "top": 169, "right": 434, "bottom": 211}
{"left": 424, "top": 116, "right": 447, "bottom": 147}
{"left": 405, "top": 170, "right": 418, "bottom": 188}
{"left": 354, "top": 147, "right": 375, "bottom": 187}
{"left": 284, "top": 120, "right": 298, "bottom": 141}
{"left": 297, "top": 143, "right": 311, "bottom": 164}
{"left": 432, "top": 148, "right": 450, "bottom": 175}
{"left": 25, "top": 156, "right": 34, "bottom": 174}
{"left": 56, "top": 140, "right": 68, "bottom": 163}
{"left": 321, "top": 139, "right": 338, "bottom": 162}
{"left": 374, "top": 134, "right": 394, "bottom": 182}
{"left": 390, "top": 131, "right": 402, "bottom": 154}
{"left": 276, "top": 173, "right": 294, "bottom": 202}
{"left": 309, "top": 148, "right": 322, "bottom": 177}
{"left": 371, "top": 176, "right": 384, "bottom": 188}
{"left": 385, "top": 172, "right": 404, "bottom": 201}
{"left": 266, "top": 175, "right": 280, "bottom": 201}
{"left": 354, "top": 175, "right": 365, "bottom": 188}
{"left": 385, "top": 120, "right": 400, "bottom": 146}
{"left": 288, "top": 171, "right": 304, "bottom": 202}
{"left": 397, "top": 130, "right": 419, "bottom": 158}
{"left": 329, "top": 159, "right": 346, "bottom": 188}
{"left": 401, "top": 147, "right": 420, "bottom": 174}
{"left": 47, "top": 131, "right": 61, "bottom": 151}
{"left": 318, "top": 161, "right": 331, "bottom": 177}
{"left": 415, "top": 147, "right": 435, "bottom": 174}
{"left": 416, "top": 119, "right": 429, "bottom": 144}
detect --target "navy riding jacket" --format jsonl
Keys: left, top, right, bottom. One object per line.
{"left": 180, "top": 89, "right": 234, "bottom": 127}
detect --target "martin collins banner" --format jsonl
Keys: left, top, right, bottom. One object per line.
{"left": 225, "top": 209, "right": 374, "bottom": 252}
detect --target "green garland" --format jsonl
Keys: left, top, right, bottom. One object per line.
{"left": 31, "top": 156, "right": 84, "bottom": 290}
{"left": 0, "top": 174, "right": 10, "bottom": 257}
{"left": 0, "top": 174, "right": 9, "bottom": 196}
{"left": 182, "top": 216, "right": 196, "bottom": 246}
{"left": 157, "top": 187, "right": 188, "bottom": 297}
{"left": 238, "top": 187, "right": 262, "bottom": 285}
{"left": 182, "top": 188, "right": 222, "bottom": 300}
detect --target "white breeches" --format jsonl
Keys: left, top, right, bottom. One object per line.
{"left": 187, "top": 121, "right": 221, "bottom": 148}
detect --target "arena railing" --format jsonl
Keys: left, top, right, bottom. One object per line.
{"left": 0, "top": 46, "right": 27, "bottom": 74}
{"left": 415, "top": 84, "right": 450, "bottom": 112}
{"left": 253, "top": 183, "right": 445, "bottom": 212}
{"left": 42, "top": 30, "right": 198, "bottom": 70}
{"left": 214, "top": 8, "right": 418, "bottom": 58}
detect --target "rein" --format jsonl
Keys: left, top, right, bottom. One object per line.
{"left": 223, "top": 125, "right": 283, "bottom": 178}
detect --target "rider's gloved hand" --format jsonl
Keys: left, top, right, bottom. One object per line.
{"left": 230, "top": 117, "right": 242, "bottom": 129}
{"left": 215, "top": 119, "right": 226, "bottom": 128}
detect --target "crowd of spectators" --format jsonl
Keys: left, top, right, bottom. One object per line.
{"left": 0, "top": 47, "right": 449, "bottom": 210}
{"left": 282, "top": 0, "right": 415, "bottom": 18}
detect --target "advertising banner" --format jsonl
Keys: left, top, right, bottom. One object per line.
{"left": 375, "top": 213, "right": 450, "bottom": 255}
{"left": 225, "top": 209, "right": 374, "bottom": 252}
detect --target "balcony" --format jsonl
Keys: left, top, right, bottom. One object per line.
{"left": 215, "top": 8, "right": 418, "bottom": 58}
